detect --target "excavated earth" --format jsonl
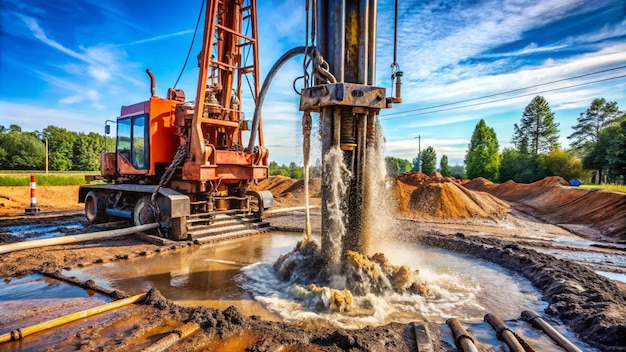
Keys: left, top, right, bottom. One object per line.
{"left": 1, "top": 174, "right": 626, "bottom": 351}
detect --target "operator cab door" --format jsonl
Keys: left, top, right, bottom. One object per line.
{"left": 116, "top": 113, "right": 150, "bottom": 175}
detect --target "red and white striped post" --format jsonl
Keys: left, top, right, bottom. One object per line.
{"left": 25, "top": 175, "right": 40, "bottom": 215}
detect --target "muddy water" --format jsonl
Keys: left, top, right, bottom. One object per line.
{"left": 66, "top": 233, "right": 306, "bottom": 321}
{"left": 1, "top": 223, "right": 84, "bottom": 240}
{"left": 67, "top": 232, "right": 546, "bottom": 330}
{"left": 0, "top": 274, "right": 111, "bottom": 350}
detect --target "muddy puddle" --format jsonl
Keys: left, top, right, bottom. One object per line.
{"left": 0, "top": 223, "right": 84, "bottom": 241}
{"left": 0, "top": 274, "right": 111, "bottom": 350}
{"left": 65, "top": 232, "right": 545, "bottom": 328}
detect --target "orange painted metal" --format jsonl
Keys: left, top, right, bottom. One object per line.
{"left": 148, "top": 97, "right": 180, "bottom": 174}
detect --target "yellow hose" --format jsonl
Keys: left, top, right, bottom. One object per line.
{"left": 0, "top": 223, "right": 160, "bottom": 255}
{"left": 0, "top": 293, "right": 146, "bottom": 344}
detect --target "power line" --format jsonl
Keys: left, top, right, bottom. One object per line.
{"left": 380, "top": 64, "right": 626, "bottom": 118}
{"left": 381, "top": 74, "right": 626, "bottom": 121}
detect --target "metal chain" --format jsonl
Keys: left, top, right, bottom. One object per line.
{"left": 149, "top": 142, "right": 189, "bottom": 224}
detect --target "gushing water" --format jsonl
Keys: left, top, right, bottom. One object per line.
{"left": 302, "top": 112, "right": 313, "bottom": 240}
{"left": 362, "top": 120, "right": 396, "bottom": 254}
{"left": 322, "top": 145, "right": 351, "bottom": 277}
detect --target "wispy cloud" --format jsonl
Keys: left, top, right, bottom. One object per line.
{"left": 118, "top": 30, "right": 195, "bottom": 47}
{"left": 19, "top": 15, "right": 143, "bottom": 86}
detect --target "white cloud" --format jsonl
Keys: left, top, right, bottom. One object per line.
{"left": 118, "top": 30, "right": 195, "bottom": 46}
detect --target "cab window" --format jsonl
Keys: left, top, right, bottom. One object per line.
{"left": 116, "top": 114, "right": 149, "bottom": 170}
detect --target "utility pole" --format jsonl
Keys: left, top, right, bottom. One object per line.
{"left": 416, "top": 134, "right": 421, "bottom": 172}
{"left": 45, "top": 138, "right": 48, "bottom": 174}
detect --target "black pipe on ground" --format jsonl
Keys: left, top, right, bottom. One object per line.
{"left": 446, "top": 318, "right": 479, "bottom": 352}
{"left": 484, "top": 313, "right": 526, "bottom": 352}
{"left": 522, "top": 310, "right": 582, "bottom": 352}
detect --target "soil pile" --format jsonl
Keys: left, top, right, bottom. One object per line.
{"left": 253, "top": 176, "right": 321, "bottom": 207}
{"left": 0, "top": 186, "right": 83, "bottom": 215}
{"left": 464, "top": 176, "right": 626, "bottom": 239}
{"left": 395, "top": 172, "right": 509, "bottom": 220}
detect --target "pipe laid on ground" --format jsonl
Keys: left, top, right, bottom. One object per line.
{"left": 446, "top": 318, "right": 479, "bottom": 352}
{"left": 143, "top": 321, "right": 200, "bottom": 352}
{"left": 0, "top": 223, "right": 160, "bottom": 255}
{"left": 264, "top": 205, "right": 316, "bottom": 215}
{"left": 521, "top": 310, "right": 582, "bottom": 352}
{"left": 38, "top": 270, "right": 125, "bottom": 298}
{"left": 484, "top": 313, "right": 525, "bottom": 352}
{"left": 0, "top": 293, "right": 146, "bottom": 344}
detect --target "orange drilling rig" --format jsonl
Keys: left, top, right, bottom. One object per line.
{"left": 78, "top": 0, "right": 273, "bottom": 241}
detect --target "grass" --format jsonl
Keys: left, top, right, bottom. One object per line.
{"left": 580, "top": 183, "right": 626, "bottom": 194}
{"left": 0, "top": 173, "right": 96, "bottom": 186}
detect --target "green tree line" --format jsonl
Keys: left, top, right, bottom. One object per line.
{"left": 386, "top": 96, "right": 625, "bottom": 184}
{"left": 0, "top": 124, "right": 112, "bottom": 171}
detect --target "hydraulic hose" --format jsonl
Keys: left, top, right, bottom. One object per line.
{"left": 0, "top": 293, "right": 146, "bottom": 344}
{"left": 0, "top": 223, "right": 160, "bottom": 255}
{"left": 247, "top": 46, "right": 312, "bottom": 151}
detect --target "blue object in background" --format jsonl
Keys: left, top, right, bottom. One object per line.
{"left": 569, "top": 178, "right": 582, "bottom": 186}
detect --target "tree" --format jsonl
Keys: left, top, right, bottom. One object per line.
{"left": 542, "top": 149, "right": 585, "bottom": 181}
{"left": 607, "top": 117, "right": 626, "bottom": 180}
{"left": 513, "top": 96, "right": 560, "bottom": 155}
{"left": 420, "top": 146, "right": 437, "bottom": 175}
{"left": 439, "top": 155, "right": 451, "bottom": 177}
{"left": 465, "top": 119, "right": 500, "bottom": 181}
{"left": 568, "top": 98, "right": 620, "bottom": 150}
{"left": 499, "top": 148, "right": 536, "bottom": 183}
{"left": 568, "top": 98, "right": 621, "bottom": 183}
{"left": 41, "top": 126, "right": 77, "bottom": 171}
{"left": 450, "top": 165, "right": 466, "bottom": 179}
{"left": 386, "top": 156, "right": 412, "bottom": 176}
{"left": 0, "top": 129, "right": 45, "bottom": 170}
{"left": 73, "top": 132, "right": 103, "bottom": 171}
{"left": 411, "top": 156, "right": 420, "bottom": 172}
{"left": 288, "top": 162, "right": 303, "bottom": 179}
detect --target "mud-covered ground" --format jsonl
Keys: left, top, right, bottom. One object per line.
{"left": 1, "top": 206, "right": 625, "bottom": 351}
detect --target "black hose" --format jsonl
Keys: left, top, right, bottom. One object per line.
{"left": 247, "top": 46, "right": 316, "bottom": 151}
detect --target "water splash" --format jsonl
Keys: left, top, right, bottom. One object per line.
{"left": 362, "top": 120, "right": 396, "bottom": 254}
{"left": 302, "top": 112, "right": 313, "bottom": 240}
{"left": 322, "top": 145, "right": 351, "bottom": 277}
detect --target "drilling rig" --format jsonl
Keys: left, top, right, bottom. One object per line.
{"left": 298, "top": 0, "right": 402, "bottom": 261}
{"left": 78, "top": 0, "right": 273, "bottom": 240}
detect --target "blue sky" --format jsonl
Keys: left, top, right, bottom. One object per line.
{"left": 1, "top": 0, "right": 625, "bottom": 167}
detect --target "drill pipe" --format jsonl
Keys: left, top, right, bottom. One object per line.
{"left": 521, "top": 310, "right": 582, "bottom": 352}
{"left": 484, "top": 313, "right": 525, "bottom": 352}
{"left": 446, "top": 318, "right": 479, "bottom": 352}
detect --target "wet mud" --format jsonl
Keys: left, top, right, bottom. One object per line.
{"left": 415, "top": 230, "right": 626, "bottom": 351}
{"left": 2, "top": 176, "right": 626, "bottom": 350}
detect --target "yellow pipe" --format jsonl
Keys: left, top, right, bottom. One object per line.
{"left": 0, "top": 293, "right": 146, "bottom": 344}
{"left": 143, "top": 322, "right": 200, "bottom": 352}
{"left": 0, "top": 223, "right": 160, "bottom": 255}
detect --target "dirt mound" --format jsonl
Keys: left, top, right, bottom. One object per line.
{"left": 253, "top": 176, "right": 322, "bottom": 207}
{"left": 253, "top": 175, "right": 297, "bottom": 196}
{"left": 464, "top": 176, "right": 626, "bottom": 239}
{"left": 395, "top": 172, "right": 509, "bottom": 220}
{"left": 0, "top": 186, "right": 83, "bottom": 215}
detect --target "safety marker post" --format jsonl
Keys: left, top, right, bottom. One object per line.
{"left": 25, "top": 175, "right": 40, "bottom": 215}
